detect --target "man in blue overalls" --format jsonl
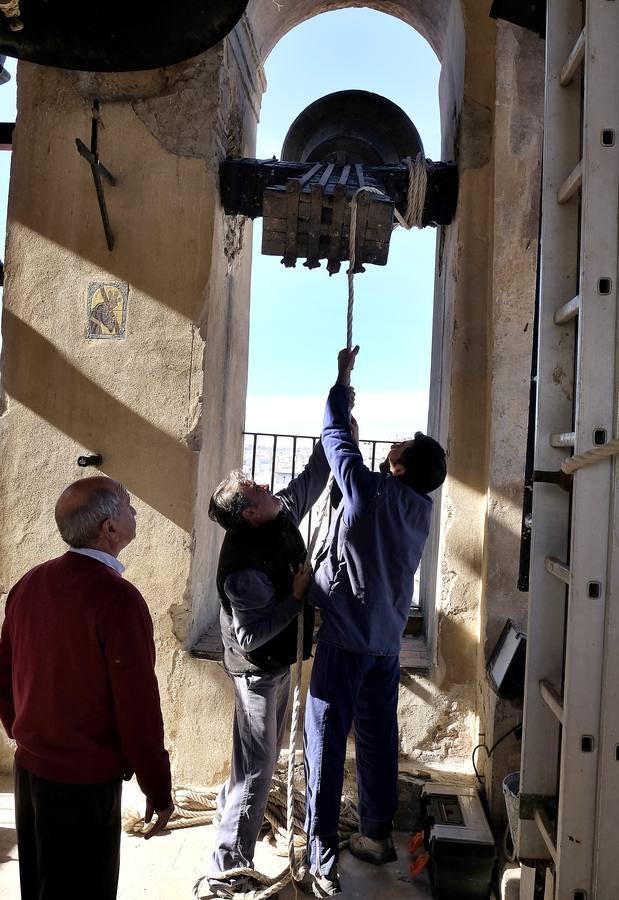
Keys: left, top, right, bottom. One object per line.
{"left": 302, "top": 346, "right": 446, "bottom": 897}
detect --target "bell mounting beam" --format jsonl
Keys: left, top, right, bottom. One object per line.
{"left": 219, "top": 157, "right": 458, "bottom": 228}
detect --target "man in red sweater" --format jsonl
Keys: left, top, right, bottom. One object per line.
{"left": 0, "top": 476, "right": 173, "bottom": 900}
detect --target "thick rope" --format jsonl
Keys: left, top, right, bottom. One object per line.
{"left": 300, "top": 181, "right": 379, "bottom": 579}
{"left": 561, "top": 437, "right": 619, "bottom": 474}
{"left": 0, "top": 0, "right": 23, "bottom": 30}
{"left": 123, "top": 761, "right": 357, "bottom": 900}
{"left": 347, "top": 185, "right": 383, "bottom": 350}
{"left": 277, "top": 186, "right": 378, "bottom": 888}
{"left": 286, "top": 611, "right": 307, "bottom": 883}
{"left": 393, "top": 153, "right": 427, "bottom": 231}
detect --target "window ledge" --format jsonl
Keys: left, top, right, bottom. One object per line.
{"left": 399, "top": 634, "right": 431, "bottom": 670}
{"left": 190, "top": 622, "right": 223, "bottom": 661}
{"left": 190, "top": 624, "right": 431, "bottom": 671}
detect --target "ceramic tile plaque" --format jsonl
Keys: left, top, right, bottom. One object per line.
{"left": 86, "top": 281, "right": 128, "bottom": 339}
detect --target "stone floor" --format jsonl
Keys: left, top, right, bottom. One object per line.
{"left": 0, "top": 776, "right": 434, "bottom": 899}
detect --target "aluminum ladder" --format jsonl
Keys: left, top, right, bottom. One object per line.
{"left": 517, "top": 0, "right": 619, "bottom": 897}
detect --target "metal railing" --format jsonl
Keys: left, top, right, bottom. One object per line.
{"left": 242, "top": 431, "right": 423, "bottom": 614}
{"left": 242, "top": 430, "right": 393, "bottom": 541}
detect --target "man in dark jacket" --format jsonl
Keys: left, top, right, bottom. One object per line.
{"left": 207, "top": 441, "right": 329, "bottom": 897}
{"left": 302, "top": 347, "right": 446, "bottom": 897}
{"left": 0, "top": 476, "right": 173, "bottom": 900}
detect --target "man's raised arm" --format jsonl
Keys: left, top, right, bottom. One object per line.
{"left": 280, "top": 438, "right": 330, "bottom": 524}
{"left": 321, "top": 347, "right": 373, "bottom": 524}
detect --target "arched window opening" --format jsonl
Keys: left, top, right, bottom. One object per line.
{"left": 243, "top": 8, "right": 441, "bottom": 653}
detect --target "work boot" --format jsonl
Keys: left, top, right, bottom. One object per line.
{"left": 297, "top": 865, "right": 342, "bottom": 897}
{"left": 349, "top": 832, "right": 398, "bottom": 865}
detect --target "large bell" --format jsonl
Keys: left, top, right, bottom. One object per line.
{"left": 281, "top": 90, "right": 424, "bottom": 165}
{"left": 0, "top": 1, "right": 249, "bottom": 72}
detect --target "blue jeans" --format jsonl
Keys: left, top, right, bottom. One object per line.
{"left": 211, "top": 667, "right": 290, "bottom": 873}
{"left": 304, "top": 642, "right": 400, "bottom": 874}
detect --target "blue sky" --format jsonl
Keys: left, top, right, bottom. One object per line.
{"left": 0, "top": 11, "right": 440, "bottom": 442}
{"left": 246, "top": 8, "right": 440, "bottom": 440}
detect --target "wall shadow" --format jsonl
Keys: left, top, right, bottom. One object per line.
{"left": 2, "top": 311, "right": 197, "bottom": 532}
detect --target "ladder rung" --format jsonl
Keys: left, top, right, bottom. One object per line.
{"left": 560, "top": 28, "right": 586, "bottom": 86}
{"left": 553, "top": 294, "right": 581, "bottom": 324}
{"left": 539, "top": 678, "right": 564, "bottom": 724}
{"left": 534, "top": 806, "right": 558, "bottom": 864}
{"left": 557, "top": 160, "right": 583, "bottom": 204}
{"left": 545, "top": 555, "right": 570, "bottom": 584}
{"left": 550, "top": 432, "right": 575, "bottom": 448}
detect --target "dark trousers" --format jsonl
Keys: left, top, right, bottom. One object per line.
{"left": 303, "top": 642, "right": 400, "bottom": 874}
{"left": 14, "top": 761, "right": 122, "bottom": 900}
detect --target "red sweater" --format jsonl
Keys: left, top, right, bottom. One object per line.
{"left": 0, "top": 552, "right": 172, "bottom": 811}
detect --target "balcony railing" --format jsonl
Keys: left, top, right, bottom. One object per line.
{"left": 242, "top": 430, "right": 393, "bottom": 545}
{"left": 242, "top": 431, "right": 423, "bottom": 620}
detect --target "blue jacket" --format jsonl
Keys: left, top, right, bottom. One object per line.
{"left": 309, "top": 384, "right": 433, "bottom": 656}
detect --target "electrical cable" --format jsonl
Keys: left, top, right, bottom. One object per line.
{"left": 471, "top": 722, "right": 522, "bottom": 784}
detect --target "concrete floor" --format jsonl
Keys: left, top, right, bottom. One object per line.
{"left": 0, "top": 776, "right": 433, "bottom": 899}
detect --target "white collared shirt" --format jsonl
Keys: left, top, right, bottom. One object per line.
{"left": 68, "top": 547, "right": 125, "bottom": 575}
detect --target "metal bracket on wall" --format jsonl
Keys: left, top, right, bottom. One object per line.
{"left": 532, "top": 469, "right": 573, "bottom": 492}
{"left": 75, "top": 100, "right": 116, "bottom": 251}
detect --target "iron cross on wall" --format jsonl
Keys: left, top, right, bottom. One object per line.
{"left": 76, "top": 99, "right": 116, "bottom": 251}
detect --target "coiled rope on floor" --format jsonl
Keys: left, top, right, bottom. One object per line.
{"left": 0, "top": 0, "right": 23, "bottom": 30}
{"left": 123, "top": 761, "right": 357, "bottom": 899}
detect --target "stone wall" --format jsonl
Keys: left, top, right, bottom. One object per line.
{"left": 0, "top": 33, "right": 262, "bottom": 783}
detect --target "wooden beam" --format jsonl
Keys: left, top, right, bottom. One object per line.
{"left": 220, "top": 157, "right": 458, "bottom": 227}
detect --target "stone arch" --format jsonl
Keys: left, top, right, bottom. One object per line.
{"left": 247, "top": 1, "right": 466, "bottom": 159}
{"left": 247, "top": 0, "right": 452, "bottom": 63}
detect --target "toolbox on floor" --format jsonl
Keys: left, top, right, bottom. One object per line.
{"left": 420, "top": 784, "right": 496, "bottom": 900}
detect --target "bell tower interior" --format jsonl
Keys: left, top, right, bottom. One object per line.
{"left": 0, "top": 0, "right": 545, "bottom": 854}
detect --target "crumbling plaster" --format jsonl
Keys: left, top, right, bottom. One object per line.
{"left": 0, "top": 2, "right": 544, "bottom": 812}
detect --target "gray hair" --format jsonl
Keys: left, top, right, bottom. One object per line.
{"left": 209, "top": 469, "right": 252, "bottom": 533}
{"left": 56, "top": 486, "right": 122, "bottom": 548}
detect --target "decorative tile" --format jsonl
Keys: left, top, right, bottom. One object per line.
{"left": 86, "top": 281, "right": 128, "bottom": 339}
